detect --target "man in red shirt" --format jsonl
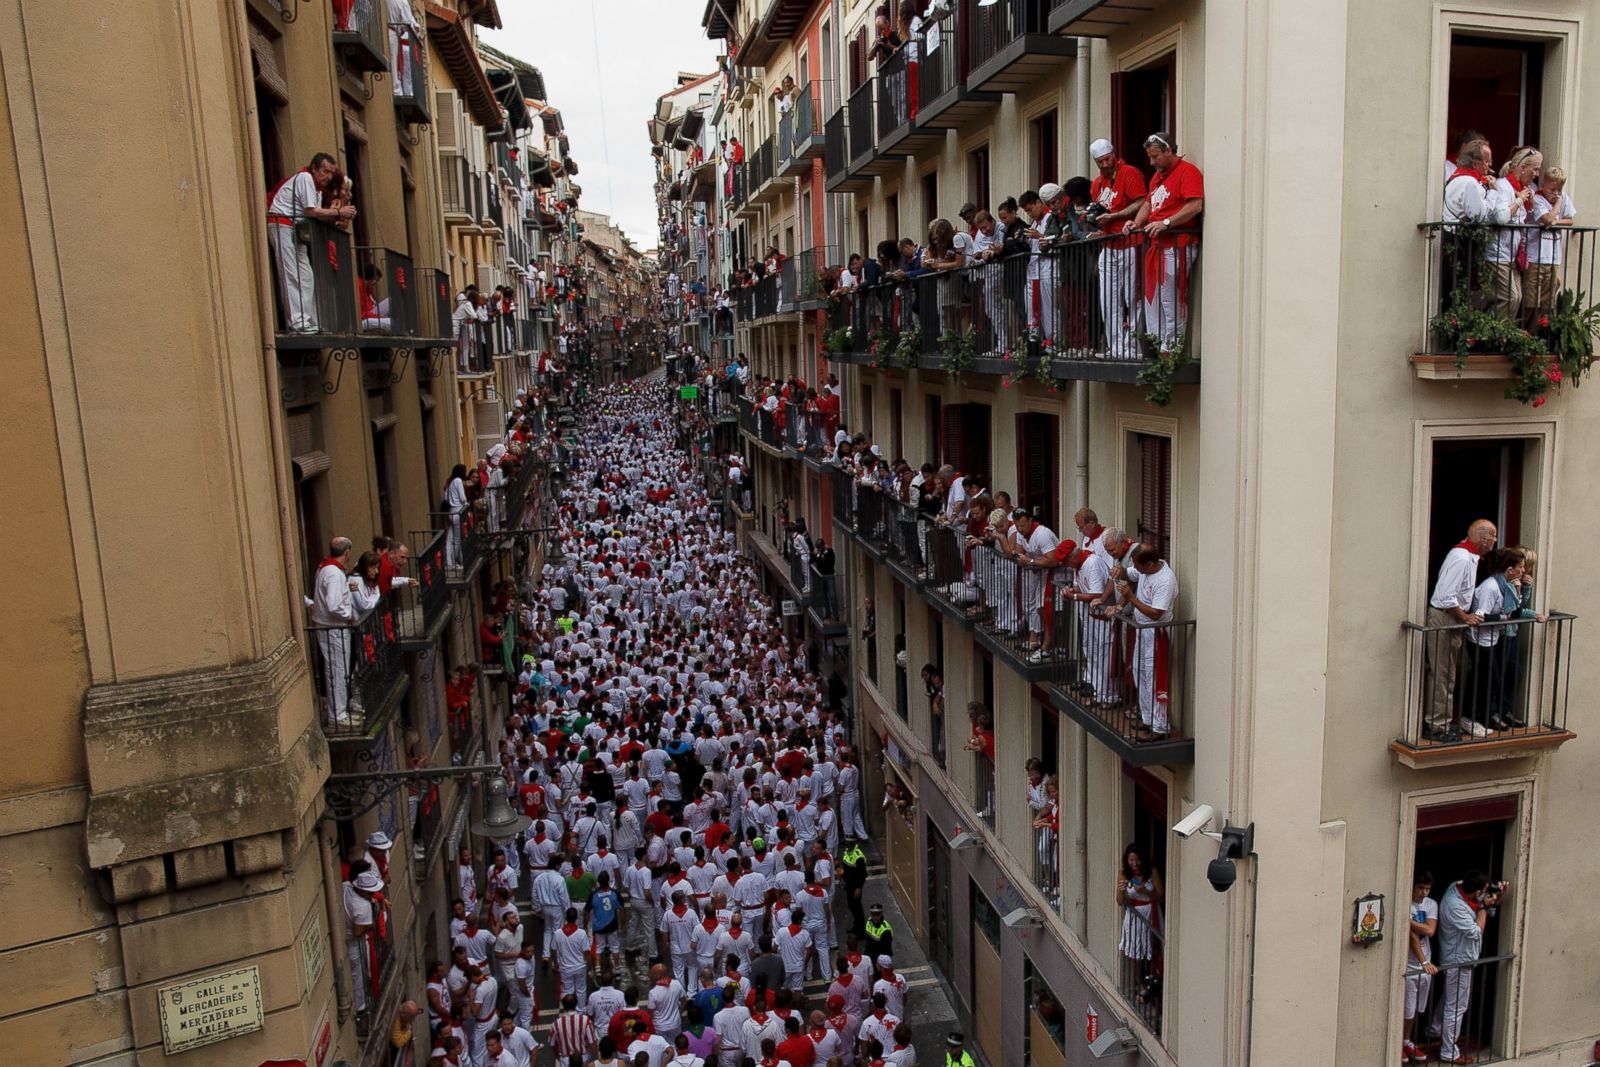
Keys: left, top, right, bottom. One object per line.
{"left": 1132, "top": 131, "right": 1205, "bottom": 355}
{"left": 775, "top": 1013, "right": 817, "bottom": 1067}
{"left": 1088, "top": 138, "right": 1149, "bottom": 360}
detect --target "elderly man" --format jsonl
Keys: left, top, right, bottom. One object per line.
{"left": 1426, "top": 519, "right": 1496, "bottom": 742}
{"left": 310, "top": 536, "right": 360, "bottom": 726}
{"left": 1132, "top": 133, "right": 1204, "bottom": 354}
{"left": 1070, "top": 525, "right": 1128, "bottom": 705}
{"left": 1441, "top": 139, "right": 1494, "bottom": 309}
{"left": 1115, "top": 544, "right": 1179, "bottom": 739}
{"left": 1011, "top": 510, "right": 1061, "bottom": 660}
{"left": 1089, "top": 138, "right": 1149, "bottom": 359}
{"left": 266, "top": 152, "right": 355, "bottom": 332}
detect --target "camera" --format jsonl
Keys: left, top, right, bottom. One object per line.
{"left": 1171, "top": 803, "right": 1216, "bottom": 840}
{"left": 1084, "top": 201, "right": 1109, "bottom": 220}
{"left": 1207, "top": 855, "right": 1237, "bottom": 892}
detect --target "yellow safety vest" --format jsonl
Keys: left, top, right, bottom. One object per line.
{"left": 865, "top": 920, "right": 892, "bottom": 939}
{"left": 945, "top": 1051, "right": 975, "bottom": 1067}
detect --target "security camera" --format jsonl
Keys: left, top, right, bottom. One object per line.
{"left": 1206, "top": 855, "right": 1237, "bottom": 892}
{"left": 1171, "top": 803, "right": 1216, "bottom": 840}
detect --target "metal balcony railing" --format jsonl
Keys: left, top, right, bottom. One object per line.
{"left": 1399, "top": 613, "right": 1574, "bottom": 748}
{"left": 306, "top": 599, "right": 405, "bottom": 737}
{"left": 824, "top": 107, "right": 847, "bottom": 184}
{"left": 1418, "top": 221, "right": 1597, "bottom": 355}
{"left": 974, "top": 749, "right": 995, "bottom": 828}
{"left": 394, "top": 528, "right": 449, "bottom": 644}
{"left": 484, "top": 177, "right": 504, "bottom": 231}
{"left": 355, "top": 247, "right": 418, "bottom": 336}
{"left": 969, "top": 0, "right": 1048, "bottom": 70}
{"left": 847, "top": 82, "right": 875, "bottom": 168}
{"left": 1117, "top": 904, "right": 1165, "bottom": 1037}
{"left": 432, "top": 499, "right": 487, "bottom": 581}
{"left": 390, "top": 23, "right": 429, "bottom": 123}
{"left": 877, "top": 46, "right": 914, "bottom": 138}
{"left": 272, "top": 218, "right": 357, "bottom": 335}
{"left": 418, "top": 267, "right": 452, "bottom": 340}
{"left": 1047, "top": 602, "right": 1197, "bottom": 745}
{"left": 831, "top": 467, "right": 855, "bottom": 528}
{"left": 1032, "top": 818, "right": 1061, "bottom": 913}
{"left": 442, "top": 155, "right": 471, "bottom": 218}
{"left": 330, "top": 0, "right": 388, "bottom": 74}
{"left": 918, "top": 11, "right": 963, "bottom": 110}
{"left": 1405, "top": 953, "right": 1513, "bottom": 1065}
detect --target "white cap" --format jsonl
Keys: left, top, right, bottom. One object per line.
{"left": 876, "top": 953, "right": 893, "bottom": 968}
{"left": 1089, "top": 137, "right": 1114, "bottom": 160}
{"left": 1039, "top": 182, "right": 1064, "bottom": 202}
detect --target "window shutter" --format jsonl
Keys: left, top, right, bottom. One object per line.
{"left": 942, "top": 402, "right": 964, "bottom": 474}
{"left": 434, "top": 88, "right": 461, "bottom": 153}
{"left": 963, "top": 403, "right": 991, "bottom": 487}
{"left": 1137, "top": 433, "right": 1171, "bottom": 558}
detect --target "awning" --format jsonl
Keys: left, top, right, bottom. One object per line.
{"left": 425, "top": 3, "right": 503, "bottom": 132}
{"left": 292, "top": 451, "right": 331, "bottom": 481}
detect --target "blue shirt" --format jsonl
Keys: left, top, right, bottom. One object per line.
{"left": 691, "top": 985, "right": 723, "bottom": 1022}
{"left": 588, "top": 887, "right": 622, "bottom": 933}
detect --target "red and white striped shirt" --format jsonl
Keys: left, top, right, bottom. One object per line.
{"left": 549, "top": 1010, "right": 597, "bottom": 1061}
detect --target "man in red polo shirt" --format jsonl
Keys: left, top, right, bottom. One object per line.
{"left": 1132, "top": 131, "right": 1205, "bottom": 355}
{"left": 1088, "top": 138, "right": 1148, "bottom": 360}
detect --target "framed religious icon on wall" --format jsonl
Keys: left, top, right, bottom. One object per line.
{"left": 1351, "top": 893, "right": 1385, "bottom": 945}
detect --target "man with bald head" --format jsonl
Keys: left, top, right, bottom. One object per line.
{"left": 1426, "top": 519, "right": 1497, "bottom": 742}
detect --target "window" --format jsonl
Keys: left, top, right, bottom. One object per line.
{"left": 885, "top": 193, "right": 900, "bottom": 242}
{"left": 1131, "top": 432, "right": 1172, "bottom": 559}
{"left": 922, "top": 170, "right": 939, "bottom": 227}
{"left": 1016, "top": 411, "right": 1059, "bottom": 530}
{"left": 857, "top": 207, "right": 870, "bottom": 257}
{"left": 1111, "top": 55, "right": 1175, "bottom": 184}
{"left": 1119, "top": 763, "right": 1168, "bottom": 1035}
{"left": 969, "top": 144, "right": 991, "bottom": 212}
{"left": 865, "top": 560, "right": 880, "bottom": 684}
{"left": 860, "top": 383, "right": 874, "bottom": 439}
{"left": 925, "top": 395, "right": 943, "bottom": 468}
{"left": 1447, "top": 36, "right": 1544, "bottom": 160}
{"left": 1427, "top": 438, "right": 1531, "bottom": 584}
{"left": 893, "top": 586, "right": 909, "bottom": 720}
{"left": 972, "top": 882, "right": 1001, "bottom": 947}
{"left": 1031, "top": 109, "right": 1059, "bottom": 189}
{"left": 849, "top": 27, "right": 867, "bottom": 91}
{"left": 942, "top": 402, "right": 992, "bottom": 486}
{"left": 930, "top": 609, "right": 946, "bottom": 767}
{"left": 890, "top": 388, "right": 904, "bottom": 460}
{"left": 1025, "top": 961, "right": 1068, "bottom": 1067}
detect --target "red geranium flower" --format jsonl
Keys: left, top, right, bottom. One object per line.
{"left": 1533, "top": 395, "right": 1547, "bottom": 408}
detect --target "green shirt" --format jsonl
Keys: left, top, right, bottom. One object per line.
{"left": 565, "top": 869, "right": 598, "bottom": 903}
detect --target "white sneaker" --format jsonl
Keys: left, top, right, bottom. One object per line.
{"left": 1463, "top": 720, "right": 1493, "bottom": 738}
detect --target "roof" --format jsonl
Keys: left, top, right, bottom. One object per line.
{"left": 425, "top": 3, "right": 503, "bottom": 131}
{"left": 477, "top": 40, "right": 547, "bottom": 101}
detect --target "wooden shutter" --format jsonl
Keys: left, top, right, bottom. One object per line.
{"left": 1016, "top": 412, "right": 1058, "bottom": 529}
{"left": 1109, "top": 70, "right": 1127, "bottom": 173}
{"left": 925, "top": 395, "right": 942, "bottom": 469}
{"left": 435, "top": 88, "right": 461, "bottom": 153}
{"left": 849, "top": 28, "right": 867, "bottom": 91}
{"left": 1137, "top": 433, "right": 1171, "bottom": 559}
{"left": 962, "top": 403, "right": 991, "bottom": 487}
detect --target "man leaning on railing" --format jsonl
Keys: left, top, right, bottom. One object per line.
{"left": 308, "top": 536, "right": 360, "bottom": 727}
{"left": 267, "top": 152, "right": 355, "bottom": 333}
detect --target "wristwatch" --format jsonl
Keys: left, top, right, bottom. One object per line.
{"left": 1161, "top": 217, "right": 1171, "bottom": 228}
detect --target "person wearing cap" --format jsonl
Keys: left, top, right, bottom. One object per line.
{"left": 345, "top": 867, "right": 384, "bottom": 1021}
{"left": 872, "top": 956, "right": 907, "bottom": 1019}
{"left": 363, "top": 830, "right": 393, "bottom": 883}
{"left": 863, "top": 903, "right": 893, "bottom": 963}
{"left": 944, "top": 1032, "right": 975, "bottom": 1067}
{"left": 1020, "top": 185, "right": 1065, "bottom": 340}
{"left": 1131, "top": 131, "right": 1205, "bottom": 354}
{"left": 1088, "top": 137, "right": 1149, "bottom": 360}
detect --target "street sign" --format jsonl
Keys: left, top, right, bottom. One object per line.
{"left": 781, "top": 599, "right": 801, "bottom": 617}
{"left": 157, "top": 965, "right": 264, "bottom": 1054}
{"left": 680, "top": 385, "right": 699, "bottom": 399}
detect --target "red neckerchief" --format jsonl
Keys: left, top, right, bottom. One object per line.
{"left": 672, "top": 903, "right": 689, "bottom": 917}
{"left": 318, "top": 556, "right": 345, "bottom": 572}
{"left": 787, "top": 923, "right": 802, "bottom": 936}
{"left": 837, "top": 974, "right": 853, "bottom": 988}
{"left": 847, "top": 952, "right": 862, "bottom": 965}
{"left": 1505, "top": 173, "right": 1524, "bottom": 194}
{"left": 1448, "top": 166, "right": 1490, "bottom": 188}
{"left": 702, "top": 918, "right": 719, "bottom": 932}
{"left": 829, "top": 1013, "right": 848, "bottom": 1030}
{"left": 1455, "top": 540, "right": 1487, "bottom": 557}
{"left": 806, "top": 886, "right": 824, "bottom": 897}
{"left": 562, "top": 922, "right": 578, "bottom": 935}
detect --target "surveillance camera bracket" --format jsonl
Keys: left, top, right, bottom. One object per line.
{"left": 1217, "top": 823, "right": 1255, "bottom": 860}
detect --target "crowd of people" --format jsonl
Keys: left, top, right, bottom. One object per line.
{"left": 1439, "top": 131, "right": 1578, "bottom": 327}
{"left": 377, "top": 377, "right": 948, "bottom": 1067}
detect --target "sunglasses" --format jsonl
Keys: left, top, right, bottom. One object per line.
{"left": 1144, "top": 134, "right": 1172, "bottom": 150}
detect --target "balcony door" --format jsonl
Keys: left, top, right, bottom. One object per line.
{"left": 1111, "top": 54, "right": 1175, "bottom": 185}
{"left": 943, "top": 402, "right": 992, "bottom": 487}
{"left": 1016, "top": 411, "right": 1059, "bottom": 530}
{"left": 1446, "top": 36, "right": 1543, "bottom": 162}
{"left": 1427, "top": 438, "right": 1528, "bottom": 585}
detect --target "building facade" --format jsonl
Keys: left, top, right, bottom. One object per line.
{"left": 666, "top": 1, "right": 1600, "bottom": 1065}
{"left": 1, "top": 2, "right": 614, "bottom": 1063}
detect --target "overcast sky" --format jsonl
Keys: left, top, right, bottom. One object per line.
{"left": 481, "top": 1, "right": 719, "bottom": 251}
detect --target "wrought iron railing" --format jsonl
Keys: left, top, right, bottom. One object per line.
{"left": 394, "top": 528, "right": 449, "bottom": 642}
{"left": 847, "top": 82, "right": 874, "bottom": 168}
{"left": 824, "top": 107, "right": 847, "bottom": 184}
{"left": 418, "top": 267, "right": 453, "bottom": 339}
{"left": 877, "top": 46, "right": 913, "bottom": 137}
{"left": 390, "top": 23, "right": 429, "bottom": 122}
{"left": 330, "top": 0, "right": 388, "bottom": 73}
{"left": 1047, "top": 604, "right": 1197, "bottom": 744}
{"left": 355, "top": 247, "right": 418, "bottom": 336}
{"left": 306, "top": 599, "right": 405, "bottom": 736}
{"left": 918, "top": 11, "right": 962, "bottom": 110}
{"left": 432, "top": 499, "right": 487, "bottom": 581}
{"left": 272, "top": 218, "right": 357, "bottom": 335}
{"left": 974, "top": 749, "right": 995, "bottom": 828}
{"left": 1399, "top": 613, "right": 1574, "bottom": 747}
{"left": 969, "top": 0, "right": 1048, "bottom": 71}
{"left": 1117, "top": 903, "right": 1165, "bottom": 1036}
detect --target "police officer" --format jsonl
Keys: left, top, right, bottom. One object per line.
{"left": 945, "top": 1031, "right": 976, "bottom": 1067}
{"left": 841, "top": 841, "right": 869, "bottom": 937}
{"left": 864, "top": 902, "right": 893, "bottom": 964}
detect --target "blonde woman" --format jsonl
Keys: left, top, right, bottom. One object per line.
{"left": 1487, "top": 146, "right": 1542, "bottom": 317}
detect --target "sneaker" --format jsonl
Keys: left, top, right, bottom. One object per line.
{"left": 1402, "top": 1041, "right": 1420, "bottom": 1062}
{"left": 1463, "top": 720, "right": 1494, "bottom": 738}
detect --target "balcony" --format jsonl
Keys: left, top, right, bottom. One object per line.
{"left": 845, "top": 485, "right": 931, "bottom": 592}
{"left": 441, "top": 155, "right": 477, "bottom": 228}
{"left": 917, "top": 10, "right": 1000, "bottom": 130}
{"left": 968, "top": 0, "right": 1076, "bottom": 93}
{"left": 1392, "top": 613, "right": 1576, "bottom": 768}
{"left": 482, "top": 177, "right": 505, "bottom": 235}
{"left": 786, "top": 551, "right": 847, "bottom": 636}
{"left": 875, "top": 48, "right": 942, "bottom": 157}
{"left": 1116, "top": 905, "right": 1165, "bottom": 1038}
{"left": 836, "top": 85, "right": 879, "bottom": 192}
{"left": 330, "top": 0, "right": 388, "bottom": 75}
{"left": 746, "top": 136, "right": 781, "bottom": 210}
{"left": 826, "top": 232, "right": 1202, "bottom": 388}
{"left": 1412, "top": 222, "right": 1597, "bottom": 384}
{"left": 355, "top": 247, "right": 419, "bottom": 339}
{"left": 823, "top": 107, "right": 851, "bottom": 194}
{"left": 735, "top": 395, "right": 785, "bottom": 454}
{"left": 391, "top": 23, "right": 430, "bottom": 124}
{"left": 306, "top": 601, "right": 410, "bottom": 743}
{"left": 433, "top": 498, "right": 489, "bottom": 586}
{"left": 394, "top": 528, "right": 452, "bottom": 648}
{"left": 779, "top": 81, "right": 826, "bottom": 177}
{"left": 417, "top": 267, "right": 454, "bottom": 343}
{"left": 1048, "top": 0, "right": 1175, "bottom": 37}
{"left": 272, "top": 219, "right": 358, "bottom": 346}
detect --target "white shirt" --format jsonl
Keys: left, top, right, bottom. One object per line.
{"left": 1429, "top": 546, "right": 1479, "bottom": 613}
{"left": 268, "top": 169, "right": 319, "bottom": 220}
{"left": 629, "top": 1034, "right": 673, "bottom": 1067}
{"left": 312, "top": 561, "right": 358, "bottom": 627}
{"left": 500, "top": 1025, "right": 540, "bottom": 1067}
{"left": 1468, "top": 577, "right": 1507, "bottom": 647}
{"left": 552, "top": 924, "right": 591, "bottom": 971}
{"left": 1134, "top": 563, "right": 1178, "bottom": 625}
{"left": 775, "top": 924, "right": 812, "bottom": 972}
{"left": 648, "top": 978, "right": 686, "bottom": 1032}
{"left": 1443, "top": 172, "right": 1491, "bottom": 225}
{"left": 1530, "top": 191, "right": 1577, "bottom": 264}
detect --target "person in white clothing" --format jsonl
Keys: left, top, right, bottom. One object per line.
{"left": 496, "top": 1014, "right": 541, "bottom": 1067}
{"left": 1011, "top": 510, "right": 1061, "bottom": 658}
{"left": 511, "top": 943, "right": 537, "bottom": 1030}
{"left": 266, "top": 153, "right": 352, "bottom": 332}
{"left": 531, "top": 864, "right": 573, "bottom": 960}
{"left": 386, "top": 0, "right": 421, "bottom": 97}
{"left": 1425, "top": 520, "right": 1496, "bottom": 741}
{"left": 1070, "top": 526, "right": 1126, "bottom": 705}
{"left": 1484, "top": 147, "right": 1542, "bottom": 318}
{"left": 552, "top": 907, "right": 593, "bottom": 1008}
{"left": 309, "top": 537, "right": 360, "bottom": 726}
{"left": 466, "top": 967, "right": 500, "bottom": 1067}
{"left": 1524, "top": 164, "right": 1577, "bottom": 328}
{"left": 1401, "top": 871, "right": 1440, "bottom": 1064}
{"left": 1114, "top": 545, "right": 1179, "bottom": 738}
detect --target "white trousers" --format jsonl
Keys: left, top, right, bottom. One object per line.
{"left": 1029, "top": 260, "right": 1059, "bottom": 336}
{"left": 805, "top": 922, "right": 831, "bottom": 979}
{"left": 1098, "top": 245, "right": 1141, "bottom": 359}
{"left": 318, "top": 628, "right": 353, "bottom": 724}
{"left": 269, "top": 223, "right": 317, "bottom": 330}
{"left": 540, "top": 905, "right": 565, "bottom": 954}
{"left": 560, "top": 965, "right": 589, "bottom": 1009}
{"left": 347, "top": 939, "right": 368, "bottom": 1012}
{"left": 841, "top": 793, "right": 869, "bottom": 839}
{"left": 1143, "top": 246, "right": 1195, "bottom": 352}
{"left": 1136, "top": 630, "right": 1169, "bottom": 734}
{"left": 671, "top": 950, "right": 695, "bottom": 989}
{"left": 1439, "top": 967, "right": 1473, "bottom": 1061}
{"left": 514, "top": 989, "right": 534, "bottom": 1030}
{"left": 1080, "top": 607, "right": 1121, "bottom": 703}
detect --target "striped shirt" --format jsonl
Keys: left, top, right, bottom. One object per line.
{"left": 549, "top": 1010, "right": 597, "bottom": 1061}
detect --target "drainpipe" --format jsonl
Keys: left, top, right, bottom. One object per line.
{"left": 1073, "top": 34, "right": 1092, "bottom": 940}
{"left": 230, "top": 0, "right": 348, "bottom": 1019}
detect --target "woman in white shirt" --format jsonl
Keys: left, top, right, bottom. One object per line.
{"left": 1465, "top": 548, "right": 1523, "bottom": 733}
{"left": 351, "top": 551, "right": 385, "bottom": 614}
{"left": 445, "top": 463, "right": 469, "bottom": 567}
{"left": 1487, "top": 147, "right": 1542, "bottom": 319}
